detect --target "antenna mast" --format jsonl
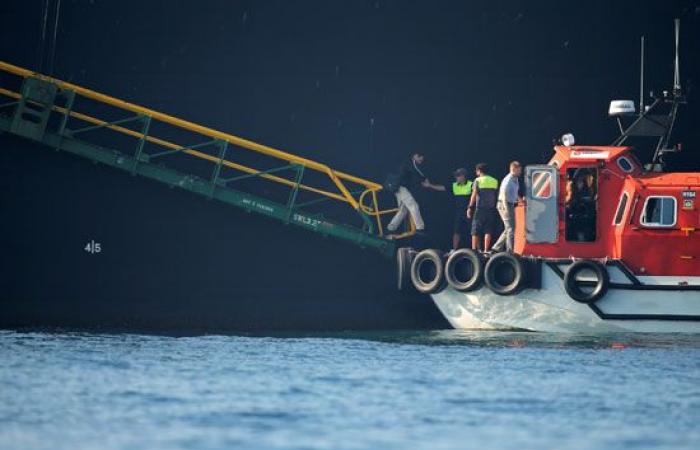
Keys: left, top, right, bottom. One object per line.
{"left": 613, "top": 19, "right": 686, "bottom": 170}
{"left": 651, "top": 18, "right": 684, "bottom": 167}
{"left": 639, "top": 36, "right": 645, "bottom": 114}
{"left": 673, "top": 18, "right": 681, "bottom": 93}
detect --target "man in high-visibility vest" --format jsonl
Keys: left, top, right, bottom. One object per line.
{"left": 467, "top": 163, "right": 499, "bottom": 252}
{"left": 451, "top": 168, "right": 473, "bottom": 250}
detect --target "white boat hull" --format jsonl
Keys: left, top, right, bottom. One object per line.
{"left": 430, "top": 262, "right": 700, "bottom": 333}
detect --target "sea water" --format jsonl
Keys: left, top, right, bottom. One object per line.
{"left": 1, "top": 330, "right": 699, "bottom": 450}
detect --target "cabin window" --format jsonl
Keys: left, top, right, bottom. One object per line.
{"left": 613, "top": 192, "right": 629, "bottom": 225}
{"left": 640, "top": 196, "right": 677, "bottom": 227}
{"left": 531, "top": 170, "right": 553, "bottom": 199}
{"left": 565, "top": 167, "right": 597, "bottom": 242}
{"left": 617, "top": 156, "right": 634, "bottom": 173}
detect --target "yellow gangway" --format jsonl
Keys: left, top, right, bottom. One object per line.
{"left": 0, "top": 61, "right": 415, "bottom": 255}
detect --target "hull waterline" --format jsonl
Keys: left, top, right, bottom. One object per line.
{"left": 431, "top": 262, "right": 700, "bottom": 333}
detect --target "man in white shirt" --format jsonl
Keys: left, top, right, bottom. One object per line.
{"left": 493, "top": 161, "right": 523, "bottom": 253}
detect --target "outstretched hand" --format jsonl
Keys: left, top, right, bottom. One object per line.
{"left": 422, "top": 179, "right": 446, "bottom": 192}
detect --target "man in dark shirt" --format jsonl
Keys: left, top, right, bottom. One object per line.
{"left": 387, "top": 152, "right": 443, "bottom": 235}
{"left": 467, "top": 163, "right": 499, "bottom": 252}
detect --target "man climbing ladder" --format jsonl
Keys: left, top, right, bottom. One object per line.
{"left": 386, "top": 152, "right": 443, "bottom": 236}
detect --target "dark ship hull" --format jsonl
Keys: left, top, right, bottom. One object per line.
{"left": 0, "top": 135, "right": 447, "bottom": 333}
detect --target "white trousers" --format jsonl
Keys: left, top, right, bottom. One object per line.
{"left": 387, "top": 187, "right": 425, "bottom": 231}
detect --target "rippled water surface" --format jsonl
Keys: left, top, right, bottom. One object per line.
{"left": 1, "top": 330, "right": 699, "bottom": 450}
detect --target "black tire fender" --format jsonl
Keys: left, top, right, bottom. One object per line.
{"left": 444, "top": 249, "right": 484, "bottom": 292}
{"left": 484, "top": 252, "right": 525, "bottom": 296}
{"left": 410, "top": 249, "right": 446, "bottom": 294}
{"left": 396, "top": 247, "right": 415, "bottom": 291}
{"left": 564, "top": 260, "right": 609, "bottom": 303}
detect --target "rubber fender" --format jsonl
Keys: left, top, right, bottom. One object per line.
{"left": 484, "top": 252, "right": 525, "bottom": 296}
{"left": 444, "top": 248, "right": 484, "bottom": 292}
{"left": 396, "top": 247, "right": 415, "bottom": 291}
{"left": 564, "top": 259, "right": 609, "bottom": 304}
{"left": 410, "top": 249, "right": 446, "bottom": 294}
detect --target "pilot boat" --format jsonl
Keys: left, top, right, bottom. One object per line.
{"left": 399, "top": 20, "right": 699, "bottom": 332}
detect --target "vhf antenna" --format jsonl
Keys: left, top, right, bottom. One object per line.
{"left": 639, "top": 36, "right": 645, "bottom": 115}
{"left": 652, "top": 18, "right": 684, "bottom": 167}
{"left": 614, "top": 19, "right": 685, "bottom": 170}
{"left": 673, "top": 18, "right": 681, "bottom": 94}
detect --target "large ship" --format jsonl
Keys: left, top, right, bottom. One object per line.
{"left": 401, "top": 20, "right": 700, "bottom": 332}
{"left": 3, "top": 18, "right": 697, "bottom": 334}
